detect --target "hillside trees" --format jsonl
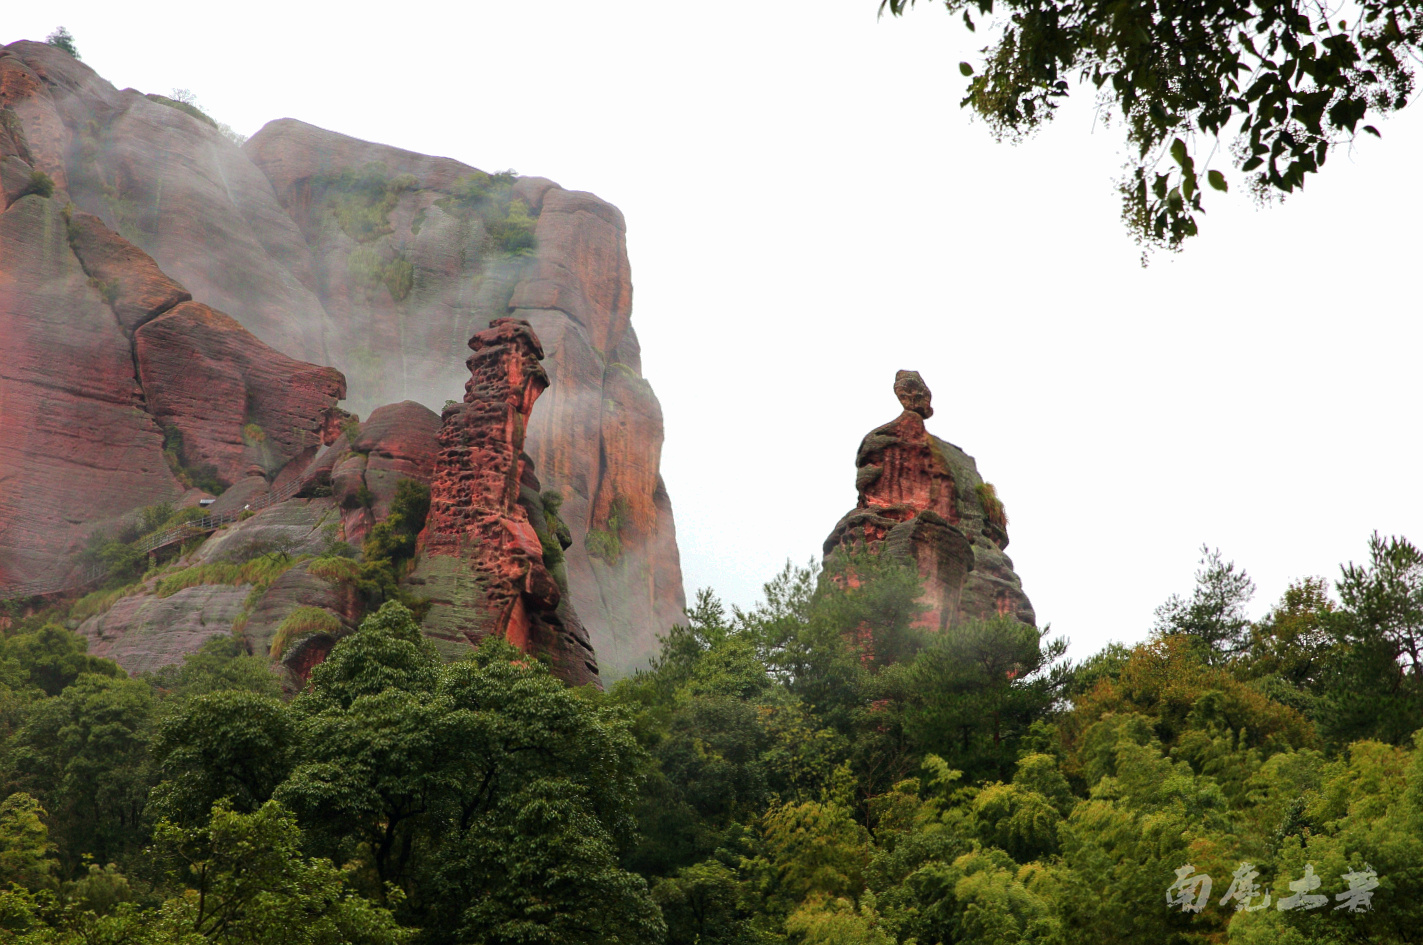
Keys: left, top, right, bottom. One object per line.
{"left": 1153, "top": 546, "right": 1257, "bottom": 661}
{"left": 880, "top": 0, "right": 1421, "bottom": 254}
{"left": 157, "top": 602, "right": 664, "bottom": 944}
{"left": 1, "top": 535, "right": 1422, "bottom": 942}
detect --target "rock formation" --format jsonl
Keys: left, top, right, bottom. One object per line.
{"left": 137, "top": 302, "right": 347, "bottom": 488}
{"left": 0, "top": 39, "right": 683, "bottom": 675}
{"left": 824, "top": 371, "right": 1035, "bottom": 632}
{"left": 412, "top": 319, "right": 599, "bottom": 687}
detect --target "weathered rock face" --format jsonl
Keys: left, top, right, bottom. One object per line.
{"left": 135, "top": 301, "right": 346, "bottom": 490}
{"left": 242, "top": 119, "right": 682, "bottom": 676}
{"left": 824, "top": 371, "right": 1035, "bottom": 632}
{"left": 0, "top": 47, "right": 350, "bottom": 595}
{"left": 412, "top": 319, "right": 599, "bottom": 687}
{"left": 78, "top": 583, "right": 253, "bottom": 675}
{"left": 1, "top": 39, "right": 683, "bottom": 674}
{"left": 0, "top": 192, "right": 182, "bottom": 587}
{"left": 64, "top": 211, "right": 191, "bottom": 334}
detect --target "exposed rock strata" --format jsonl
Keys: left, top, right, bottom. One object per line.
{"left": 244, "top": 119, "right": 683, "bottom": 675}
{"left": 0, "top": 193, "right": 182, "bottom": 587}
{"left": 0, "top": 54, "right": 350, "bottom": 599}
{"left": 135, "top": 301, "right": 346, "bottom": 490}
{"left": 0, "top": 39, "right": 683, "bottom": 674}
{"left": 65, "top": 210, "right": 191, "bottom": 334}
{"left": 412, "top": 319, "right": 599, "bottom": 687}
{"left": 824, "top": 371, "right": 1035, "bottom": 632}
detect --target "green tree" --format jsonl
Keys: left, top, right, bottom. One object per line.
{"left": 274, "top": 602, "right": 659, "bottom": 941}
{"left": 888, "top": 616, "right": 1070, "bottom": 782}
{"left": 0, "top": 626, "right": 122, "bottom": 697}
{"left": 433, "top": 778, "right": 667, "bottom": 945}
{"left": 43, "top": 28, "right": 79, "bottom": 59}
{"left": 1238, "top": 578, "right": 1337, "bottom": 717}
{"left": 891, "top": 848, "right": 1058, "bottom": 945}
{"left": 1316, "top": 533, "right": 1423, "bottom": 745}
{"left": 745, "top": 801, "right": 871, "bottom": 916}
{"left": 651, "top": 859, "right": 750, "bottom": 945}
{"left": 0, "top": 793, "right": 56, "bottom": 889}
{"left": 785, "top": 893, "right": 895, "bottom": 945}
{"left": 149, "top": 691, "right": 296, "bottom": 827}
{"left": 1052, "top": 734, "right": 1232, "bottom": 945}
{"left": 881, "top": 0, "right": 1420, "bottom": 254}
{"left": 146, "top": 635, "right": 283, "bottom": 701}
{"left": 6, "top": 674, "right": 154, "bottom": 872}
{"left": 1153, "top": 547, "right": 1257, "bottom": 662}
{"left": 149, "top": 800, "right": 408, "bottom": 945}
{"left": 1228, "top": 735, "right": 1423, "bottom": 945}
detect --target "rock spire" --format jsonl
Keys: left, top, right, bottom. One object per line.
{"left": 413, "top": 318, "right": 599, "bottom": 686}
{"left": 823, "top": 371, "right": 1035, "bottom": 632}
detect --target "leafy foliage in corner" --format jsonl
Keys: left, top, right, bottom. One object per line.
{"left": 881, "top": 0, "right": 1419, "bottom": 257}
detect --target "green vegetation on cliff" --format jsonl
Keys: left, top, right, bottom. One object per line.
{"left": 586, "top": 496, "right": 631, "bottom": 565}
{"left": 315, "top": 162, "right": 418, "bottom": 244}
{"left": 44, "top": 27, "right": 79, "bottom": 59}
{"left": 436, "top": 171, "right": 538, "bottom": 255}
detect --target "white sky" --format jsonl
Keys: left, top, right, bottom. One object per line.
{"left": 9, "top": 2, "right": 1421, "bottom": 662}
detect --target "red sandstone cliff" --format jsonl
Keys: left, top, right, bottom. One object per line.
{"left": 0, "top": 51, "right": 347, "bottom": 603}
{"left": 0, "top": 39, "right": 683, "bottom": 675}
{"left": 412, "top": 319, "right": 599, "bottom": 687}
{"left": 824, "top": 371, "right": 1035, "bottom": 632}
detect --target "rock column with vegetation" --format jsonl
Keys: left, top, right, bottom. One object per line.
{"left": 824, "top": 370, "right": 1035, "bottom": 631}
{"left": 412, "top": 318, "right": 599, "bottom": 687}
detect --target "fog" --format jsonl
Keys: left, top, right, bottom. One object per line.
{"left": 8, "top": 1, "right": 1421, "bottom": 661}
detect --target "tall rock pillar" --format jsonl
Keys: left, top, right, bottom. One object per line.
{"left": 413, "top": 318, "right": 599, "bottom": 686}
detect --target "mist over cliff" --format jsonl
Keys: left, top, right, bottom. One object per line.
{"left": 0, "top": 38, "right": 683, "bottom": 675}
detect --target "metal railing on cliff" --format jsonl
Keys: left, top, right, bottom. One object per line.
{"left": 0, "top": 475, "right": 309, "bottom": 603}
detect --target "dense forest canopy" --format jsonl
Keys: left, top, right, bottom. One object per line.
{"left": 1, "top": 534, "right": 1421, "bottom": 943}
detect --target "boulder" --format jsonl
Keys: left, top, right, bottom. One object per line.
{"left": 77, "top": 583, "right": 253, "bottom": 675}
{"left": 352, "top": 400, "right": 441, "bottom": 519}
